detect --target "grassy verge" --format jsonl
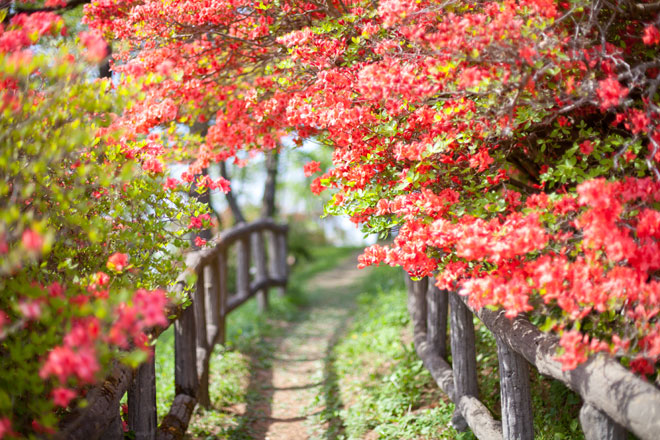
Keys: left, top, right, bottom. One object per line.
{"left": 311, "top": 265, "right": 465, "bottom": 440}
{"left": 153, "top": 245, "right": 359, "bottom": 438}
{"left": 314, "top": 263, "right": 588, "bottom": 440}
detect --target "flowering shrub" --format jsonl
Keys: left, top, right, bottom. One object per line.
{"left": 0, "top": 7, "right": 208, "bottom": 437}
{"left": 81, "top": 0, "right": 660, "bottom": 380}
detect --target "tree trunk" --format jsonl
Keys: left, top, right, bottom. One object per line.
{"left": 219, "top": 161, "right": 246, "bottom": 224}
{"left": 99, "top": 43, "right": 112, "bottom": 79}
{"left": 261, "top": 149, "right": 279, "bottom": 218}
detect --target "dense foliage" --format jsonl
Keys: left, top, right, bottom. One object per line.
{"left": 2, "top": 0, "right": 660, "bottom": 436}
{"left": 82, "top": 0, "right": 660, "bottom": 379}
{"left": 0, "top": 7, "right": 210, "bottom": 437}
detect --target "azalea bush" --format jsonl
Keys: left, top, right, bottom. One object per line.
{"left": 81, "top": 0, "right": 660, "bottom": 381}
{"left": 0, "top": 8, "right": 216, "bottom": 437}
{"left": 79, "top": 0, "right": 660, "bottom": 380}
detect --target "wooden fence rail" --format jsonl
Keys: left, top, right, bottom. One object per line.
{"left": 405, "top": 275, "right": 660, "bottom": 440}
{"left": 58, "top": 219, "right": 289, "bottom": 440}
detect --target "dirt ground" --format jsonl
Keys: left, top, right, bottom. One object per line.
{"left": 242, "top": 253, "right": 368, "bottom": 440}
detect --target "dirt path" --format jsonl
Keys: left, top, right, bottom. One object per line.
{"left": 245, "top": 252, "right": 368, "bottom": 440}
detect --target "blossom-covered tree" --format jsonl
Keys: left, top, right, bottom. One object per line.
{"left": 82, "top": 0, "right": 660, "bottom": 380}
{"left": 0, "top": 4, "right": 214, "bottom": 436}
{"left": 3, "top": 0, "right": 659, "bottom": 434}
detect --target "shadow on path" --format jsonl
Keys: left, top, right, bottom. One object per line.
{"left": 223, "top": 252, "right": 367, "bottom": 440}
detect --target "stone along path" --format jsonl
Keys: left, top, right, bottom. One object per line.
{"left": 245, "top": 252, "right": 369, "bottom": 440}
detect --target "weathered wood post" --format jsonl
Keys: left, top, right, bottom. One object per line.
{"left": 237, "top": 237, "right": 251, "bottom": 300}
{"left": 267, "top": 229, "right": 285, "bottom": 296}
{"left": 449, "top": 290, "right": 479, "bottom": 431}
{"left": 496, "top": 335, "right": 533, "bottom": 440}
{"left": 127, "top": 356, "right": 157, "bottom": 440}
{"left": 252, "top": 230, "right": 269, "bottom": 312}
{"left": 203, "top": 261, "right": 221, "bottom": 347}
{"left": 427, "top": 283, "right": 448, "bottom": 359}
{"left": 408, "top": 276, "right": 428, "bottom": 339}
{"left": 193, "top": 271, "right": 210, "bottom": 408}
{"left": 157, "top": 394, "right": 197, "bottom": 440}
{"left": 579, "top": 403, "right": 627, "bottom": 440}
{"left": 174, "top": 298, "right": 198, "bottom": 397}
{"left": 216, "top": 249, "right": 228, "bottom": 345}
{"left": 277, "top": 228, "right": 288, "bottom": 284}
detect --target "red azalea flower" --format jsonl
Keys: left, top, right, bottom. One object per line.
{"left": 107, "top": 252, "right": 129, "bottom": 272}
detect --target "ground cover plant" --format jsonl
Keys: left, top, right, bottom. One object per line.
{"left": 318, "top": 264, "right": 591, "bottom": 440}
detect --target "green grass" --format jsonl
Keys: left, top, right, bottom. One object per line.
{"left": 313, "top": 264, "right": 591, "bottom": 440}
{"left": 312, "top": 265, "right": 466, "bottom": 440}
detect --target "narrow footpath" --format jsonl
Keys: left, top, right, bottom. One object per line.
{"left": 244, "top": 252, "right": 368, "bottom": 440}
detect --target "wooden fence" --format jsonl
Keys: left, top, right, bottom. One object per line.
{"left": 57, "top": 219, "right": 289, "bottom": 440}
{"left": 405, "top": 275, "right": 660, "bottom": 440}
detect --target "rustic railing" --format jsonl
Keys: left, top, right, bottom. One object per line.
{"left": 405, "top": 275, "right": 660, "bottom": 440}
{"left": 57, "top": 219, "right": 289, "bottom": 440}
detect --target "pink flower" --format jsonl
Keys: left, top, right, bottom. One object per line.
{"left": 107, "top": 252, "right": 129, "bottom": 272}
{"left": 188, "top": 216, "right": 203, "bottom": 229}
{"left": 18, "top": 300, "right": 41, "bottom": 320}
{"left": 79, "top": 30, "right": 108, "bottom": 63}
{"left": 134, "top": 289, "right": 168, "bottom": 328}
{"left": 0, "top": 234, "right": 7, "bottom": 254}
{"left": 48, "top": 282, "right": 64, "bottom": 297}
{"left": 642, "top": 25, "right": 660, "bottom": 46}
{"left": 518, "top": 46, "right": 537, "bottom": 64}
{"left": 556, "top": 330, "right": 589, "bottom": 371}
{"left": 52, "top": 387, "right": 76, "bottom": 407}
{"left": 194, "top": 236, "right": 207, "bottom": 247}
{"left": 164, "top": 177, "right": 180, "bottom": 190}
{"left": 0, "top": 311, "right": 8, "bottom": 332}
{"left": 579, "top": 140, "right": 594, "bottom": 155}
{"left": 40, "top": 346, "right": 77, "bottom": 383}
{"left": 597, "top": 77, "right": 628, "bottom": 110}
{"left": 303, "top": 161, "right": 321, "bottom": 177}
{"left": 0, "top": 418, "right": 12, "bottom": 439}
{"left": 22, "top": 228, "right": 43, "bottom": 253}
{"left": 310, "top": 177, "right": 324, "bottom": 195}
{"left": 468, "top": 149, "right": 494, "bottom": 172}
{"left": 215, "top": 176, "right": 231, "bottom": 194}
{"left": 95, "top": 272, "right": 110, "bottom": 286}
{"left": 142, "top": 156, "right": 164, "bottom": 174}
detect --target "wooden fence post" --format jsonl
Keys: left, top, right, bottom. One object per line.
{"left": 217, "top": 250, "right": 228, "bottom": 345}
{"left": 427, "top": 283, "right": 448, "bottom": 359}
{"left": 267, "top": 229, "right": 285, "bottom": 296}
{"left": 496, "top": 335, "right": 533, "bottom": 440}
{"left": 277, "top": 229, "right": 288, "bottom": 283}
{"left": 237, "top": 237, "right": 251, "bottom": 300}
{"left": 449, "top": 290, "right": 479, "bottom": 431}
{"left": 175, "top": 299, "right": 198, "bottom": 397}
{"left": 408, "top": 276, "right": 428, "bottom": 338}
{"left": 580, "top": 403, "right": 627, "bottom": 440}
{"left": 203, "top": 261, "right": 220, "bottom": 347}
{"left": 193, "top": 272, "right": 210, "bottom": 408}
{"left": 98, "top": 409, "right": 123, "bottom": 440}
{"left": 252, "top": 231, "right": 269, "bottom": 312}
{"left": 127, "top": 356, "right": 157, "bottom": 440}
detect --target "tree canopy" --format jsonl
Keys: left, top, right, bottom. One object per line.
{"left": 2, "top": 0, "right": 660, "bottom": 436}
